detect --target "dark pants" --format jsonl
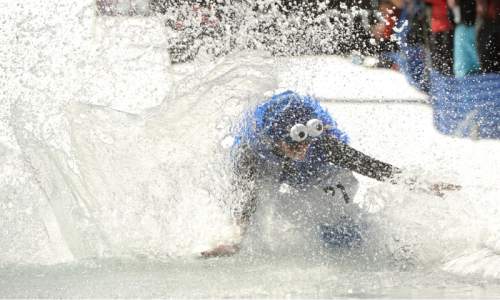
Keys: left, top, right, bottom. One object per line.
{"left": 477, "top": 20, "right": 500, "bottom": 73}
{"left": 429, "top": 31, "right": 454, "bottom": 76}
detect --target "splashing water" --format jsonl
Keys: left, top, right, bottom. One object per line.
{"left": 2, "top": 0, "right": 500, "bottom": 298}
{"left": 157, "top": 0, "right": 376, "bottom": 62}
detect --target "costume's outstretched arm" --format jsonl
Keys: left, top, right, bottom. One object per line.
{"left": 232, "top": 144, "right": 258, "bottom": 228}
{"left": 318, "top": 135, "right": 461, "bottom": 196}
{"left": 318, "top": 135, "right": 401, "bottom": 182}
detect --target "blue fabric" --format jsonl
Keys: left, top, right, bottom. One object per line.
{"left": 233, "top": 90, "right": 350, "bottom": 185}
{"left": 393, "top": 6, "right": 498, "bottom": 139}
{"left": 453, "top": 24, "right": 481, "bottom": 78}
{"left": 399, "top": 46, "right": 428, "bottom": 92}
{"left": 430, "top": 71, "right": 500, "bottom": 138}
{"left": 392, "top": 6, "right": 430, "bottom": 93}
{"left": 320, "top": 219, "right": 362, "bottom": 248}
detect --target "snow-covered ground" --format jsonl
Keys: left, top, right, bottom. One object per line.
{"left": 1, "top": 1, "right": 500, "bottom": 298}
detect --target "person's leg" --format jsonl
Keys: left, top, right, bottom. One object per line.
{"left": 477, "top": 20, "right": 500, "bottom": 73}
{"left": 493, "top": 25, "right": 500, "bottom": 73}
{"left": 430, "top": 31, "right": 454, "bottom": 75}
{"left": 232, "top": 144, "right": 259, "bottom": 229}
{"left": 453, "top": 24, "right": 481, "bottom": 77}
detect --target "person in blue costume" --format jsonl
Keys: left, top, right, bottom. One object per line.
{"left": 201, "top": 91, "right": 460, "bottom": 258}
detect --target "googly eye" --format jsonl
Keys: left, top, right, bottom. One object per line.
{"left": 289, "top": 124, "right": 308, "bottom": 142}
{"left": 306, "top": 119, "right": 324, "bottom": 137}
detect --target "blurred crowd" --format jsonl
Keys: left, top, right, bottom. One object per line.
{"left": 95, "top": 0, "right": 498, "bottom": 72}
{"left": 372, "top": 0, "right": 500, "bottom": 77}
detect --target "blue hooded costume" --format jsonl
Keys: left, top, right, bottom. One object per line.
{"left": 232, "top": 90, "right": 350, "bottom": 186}
{"left": 229, "top": 91, "right": 367, "bottom": 248}
{"left": 226, "top": 91, "right": 408, "bottom": 250}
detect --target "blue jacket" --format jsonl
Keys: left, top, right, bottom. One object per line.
{"left": 232, "top": 91, "right": 349, "bottom": 185}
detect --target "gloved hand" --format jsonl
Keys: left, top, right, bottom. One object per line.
{"left": 201, "top": 244, "right": 240, "bottom": 258}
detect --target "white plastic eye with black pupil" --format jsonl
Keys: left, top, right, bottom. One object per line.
{"left": 289, "top": 124, "right": 308, "bottom": 142}
{"left": 306, "top": 119, "right": 324, "bottom": 137}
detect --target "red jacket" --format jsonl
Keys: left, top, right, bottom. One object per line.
{"left": 425, "top": 0, "right": 453, "bottom": 32}
{"left": 484, "top": 0, "right": 500, "bottom": 21}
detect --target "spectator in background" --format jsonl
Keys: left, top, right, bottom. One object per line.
{"left": 382, "top": 0, "right": 431, "bottom": 92}
{"left": 372, "top": 0, "right": 401, "bottom": 68}
{"left": 401, "top": 0, "right": 430, "bottom": 47}
{"left": 425, "top": 0, "right": 454, "bottom": 75}
{"left": 477, "top": 0, "right": 500, "bottom": 73}
{"left": 448, "top": 0, "right": 481, "bottom": 77}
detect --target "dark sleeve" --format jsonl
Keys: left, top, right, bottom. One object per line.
{"left": 232, "top": 144, "right": 258, "bottom": 225}
{"left": 316, "top": 135, "right": 402, "bottom": 182}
